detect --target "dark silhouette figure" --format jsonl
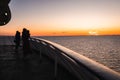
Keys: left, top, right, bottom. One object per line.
{"left": 14, "top": 31, "right": 20, "bottom": 50}
{"left": 22, "top": 28, "right": 31, "bottom": 57}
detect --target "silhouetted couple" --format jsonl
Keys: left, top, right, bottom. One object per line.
{"left": 14, "top": 28, "right": 31, "bottom": 58}
{"left": 22, "top": 28, "right": 31, "bottom": 57}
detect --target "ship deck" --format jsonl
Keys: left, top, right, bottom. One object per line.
{"left": 0, "top": 37, "right": 78, "bottom": 80}
{"left": 1, "top": 36, "right": 120, "bottom": 80}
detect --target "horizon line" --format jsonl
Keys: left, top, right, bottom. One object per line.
{"left": 0, "top": 34, "right": 120, "bottom": 37}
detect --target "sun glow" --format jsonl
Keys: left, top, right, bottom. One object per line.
{"left": 89, "top": 31, "right": 99, "bottom": 35}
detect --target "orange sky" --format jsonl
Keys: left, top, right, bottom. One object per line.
{"left": 1, "top": 25, "right": 120, "bottom": 36}
{"left": 0, "top": 0, "right": 120, "bottom": 36}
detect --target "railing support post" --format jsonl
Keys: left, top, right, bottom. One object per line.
{"left": 54, "top": 52, "right": 57, "bottom": 80}
{"left": 39, "top": 45, "right": 42, "bottom": 62}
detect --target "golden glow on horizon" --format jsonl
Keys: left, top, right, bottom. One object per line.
{"left": 0, "top": 25, "right": 120, "bottom": 36}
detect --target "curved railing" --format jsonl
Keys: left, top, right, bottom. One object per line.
{"left": 29, "top": 37, "right": 120, "bottom": 80}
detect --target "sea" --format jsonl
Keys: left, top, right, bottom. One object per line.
{"left": 38, "top": 36, "right": 120, "bottom": 73}
{"left": 0, "top": 36, "right": 120, "bottom": 73}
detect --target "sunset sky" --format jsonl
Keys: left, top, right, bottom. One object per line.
{"left": 0, "top": 0, "right": 120, "bottom": 36}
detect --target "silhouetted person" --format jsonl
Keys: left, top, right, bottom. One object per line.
{"left": 22, "top": 28, "right": 31, "bottom": 57}
{"left": 14, "top": 31, "right": 20, "bottom": 50}
{"left": 26, "top": 30, "right": 30, "bottom": 51}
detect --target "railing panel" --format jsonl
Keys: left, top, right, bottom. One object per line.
{"left": 29, "top": 37, "right": 120, "bottom": 80}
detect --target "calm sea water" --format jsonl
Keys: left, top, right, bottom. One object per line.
{"left": 38, "top": 36, "right": 120, "bottom": 73}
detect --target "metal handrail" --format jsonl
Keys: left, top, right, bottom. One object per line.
{"left": 29, "top": 37, "right": 120, "bottom": 80}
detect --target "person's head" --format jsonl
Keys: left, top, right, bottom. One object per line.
{"left": 27, "top": 30, "right": 29, "bottom": 33}
{"left": 23, "top": 28, "right": 27, "bottom": 32}
{"left": 16, "top": 30, "right": 20, "bottom": 35}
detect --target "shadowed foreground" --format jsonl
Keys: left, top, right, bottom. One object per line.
{"left": 0, "top": 45, "right": 78, "bottom": 80}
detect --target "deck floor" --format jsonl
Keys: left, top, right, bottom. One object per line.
{"left": 0, "top": 45, "right": 78, "bottom": 80}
